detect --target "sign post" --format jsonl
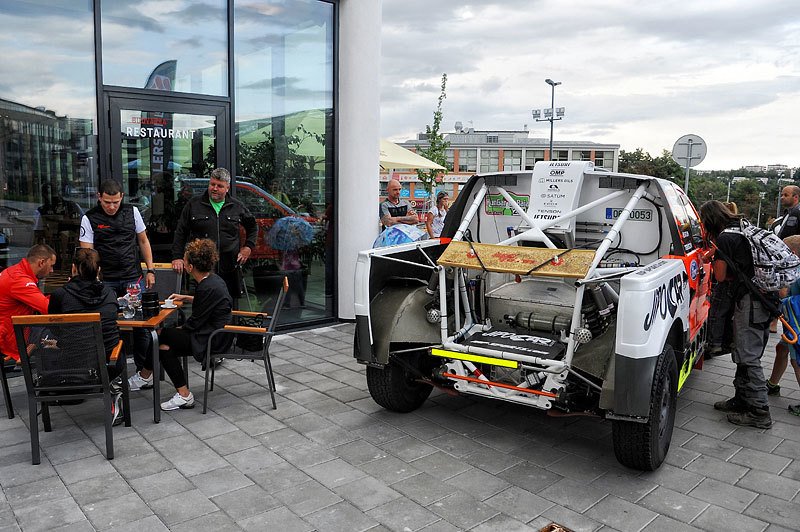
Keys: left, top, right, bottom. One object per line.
{"left": 671, "top": 134, "right": 707, "bottom": 193}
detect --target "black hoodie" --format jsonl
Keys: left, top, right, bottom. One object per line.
{"left": 48, "top": 278, "right": 120, "bottom": 357}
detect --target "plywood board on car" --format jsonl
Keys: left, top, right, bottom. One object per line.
{"left": 437, "top": 240, "right": 595, "bottom": 278}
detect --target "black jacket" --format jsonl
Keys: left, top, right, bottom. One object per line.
{"left": 84, "top": 203, "right": 141, "bottom": 281}
{"left": 48, "top": 278, "right": 120, "bottom": 358}
{"left": 171, "top": 192, "right": 257, "bottom": 274}
{"left": 778, "top": 204, "right": 800, "bottom": 239}
{"left": 182, "top": 273, "right": 233, "bottom": 361}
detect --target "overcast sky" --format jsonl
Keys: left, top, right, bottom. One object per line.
{"left": 380, "top": 0, "right": 800, "bottom": 170}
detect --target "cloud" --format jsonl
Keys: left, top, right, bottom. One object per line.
{"left": 380, "top": 0, "right": 800, "bottom": 169}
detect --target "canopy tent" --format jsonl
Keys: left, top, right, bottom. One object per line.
{"left": 380, "top": 139, "right": 445, "bottom": 170}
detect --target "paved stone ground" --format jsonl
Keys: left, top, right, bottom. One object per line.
{"left": 1, "top": 323, "right": 799, "bottom": 532}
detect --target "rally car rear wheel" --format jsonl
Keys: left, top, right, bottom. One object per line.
{"left": 366, "top": 350, "right": 433, "bottom": 413}
{"left": 611, "top": 344, "right": 678, "bottom": 471}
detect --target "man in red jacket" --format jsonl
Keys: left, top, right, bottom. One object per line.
{"left": 0, "top": 245, "right": 56, "bottom": 361}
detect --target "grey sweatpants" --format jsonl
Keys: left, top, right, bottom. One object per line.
{"left": 731, "top": 293, "right": 770, "bottom": 409}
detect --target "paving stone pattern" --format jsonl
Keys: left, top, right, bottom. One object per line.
{"left": 1, "top": 324, "right": 799, "bottom": 531}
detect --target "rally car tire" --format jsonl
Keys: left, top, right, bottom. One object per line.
{"left": 366, "top": 351, "right": 433, "bottom": 413}
{"left": 611, "top": 344, "right": 678, "bottom": 471}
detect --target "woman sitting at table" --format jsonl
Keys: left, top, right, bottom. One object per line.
{"left": 47, "top": 248, "right": 124, "bottom": 420}
{"left": 127, "top": 238, "right": 232, "bottom": 411}
{"left": 48, "top": 248, "right": 121, "bottom": 367}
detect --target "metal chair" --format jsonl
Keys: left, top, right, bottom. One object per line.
{"left": 202, "top": 276, "right": 288, "bottom": 413}
{"left": 143, "top": 262, "right": 183, "bottom": 300}
{"left": 12, "top": 313, "right": 131, "bottom": 465}
{"left": 0, "top": 352, "right": 16, "bottom": 418}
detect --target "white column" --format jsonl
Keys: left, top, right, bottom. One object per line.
{"left": 337, "top": 0, "right": 381, "bottom": 319}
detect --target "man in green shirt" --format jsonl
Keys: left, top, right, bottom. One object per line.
{"left": 171, "top": 168, "right": 257, "bottom": 299}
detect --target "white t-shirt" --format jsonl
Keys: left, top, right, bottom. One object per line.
{"left": 428, "top": 206, "right": 447, "bottom": 237}
{"left": 79, "top": 206, "right": 146, "bottom": 244}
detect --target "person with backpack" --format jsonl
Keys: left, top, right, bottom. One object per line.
{"left": 700, "top": 200, "right": 774, "bottom": 429}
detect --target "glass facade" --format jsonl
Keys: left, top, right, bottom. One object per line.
{"left": 0, "top": 0, "right": 337, "bottom": 327}
{"left": 234, "top": 0, "right": 334, "bottom": 323}
{"left": 101, "top": 0, "right": 229, "bottom": 96}
{"left": 0, "top": 1, "right": 97, "bottom": 270}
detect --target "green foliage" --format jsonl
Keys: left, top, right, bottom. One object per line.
{"left": 416, "top": 74, "right": 450, "bottom": 197}
{"left": 619, "top": 146, "right": 791, "bottom": 228}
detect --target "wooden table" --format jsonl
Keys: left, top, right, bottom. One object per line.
{"left": 118, "top": 304, "right": 181, "bottom": 423}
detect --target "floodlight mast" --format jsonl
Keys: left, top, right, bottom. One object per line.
{"left": 531, "top": 79, "right": 564, "bottom": 161}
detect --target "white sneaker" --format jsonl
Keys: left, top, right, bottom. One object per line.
{"left": 160, "top": 392, "right": 195, "bottom": 411}
{"left": 128, "top": 371, "right": 153, "bottom": 391}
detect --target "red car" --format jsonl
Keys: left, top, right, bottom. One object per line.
{"left": 181, "top": 178, "right": 319, "bottom": 261}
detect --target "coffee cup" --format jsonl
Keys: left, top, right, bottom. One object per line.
{"left": 163, "top": 298, "right": 176, "bottom": 308}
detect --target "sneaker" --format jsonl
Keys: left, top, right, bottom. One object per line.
{"left": 201, "top": 358, "right": 224, "bottom": 371}
{"left": 766, "top": 380, "right": 781, "bottom": 396}
{"left": 128, "top": 371, "right": 153, "bottom": 391}
{"left": 727, "top": 408, "right": 773, "bottom": 429}
{"left": 111, "top": 392, "right": 124, "bottom": 427}
{"left": 714, "top": 397, "right": 748, "bottom": 413}
{"left": 160, "top": 392, "right": 194, "bottom": 411}
{"left": 109, "top": 376, "right": 123, "bottom": 395}
{"left": 789, "top": 404, "right": 800, "bottom": 416}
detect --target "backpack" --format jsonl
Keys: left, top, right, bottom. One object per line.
{"left": 722, "top": 219, "right": 800, "bottom": 292}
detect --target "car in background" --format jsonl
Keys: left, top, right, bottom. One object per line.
{"left": 180, "top": 178, "right": 319, "bottom": 262}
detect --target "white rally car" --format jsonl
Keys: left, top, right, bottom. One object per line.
{"left": 354, "top": 161, "right": 712, "bottom": 470}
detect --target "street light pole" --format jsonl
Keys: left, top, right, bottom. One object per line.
{"left": 545, "top": 78, "right": 561, "bottom": 160}
{"left": 532, "top": 79, "right": 564, "bottom": 161}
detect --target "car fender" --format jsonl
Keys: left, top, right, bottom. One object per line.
{"left": 356, "top": 284, "right": 441, "bottom": 365}
{"left": 611, "top": 258, "right": 689, "bottom": 418}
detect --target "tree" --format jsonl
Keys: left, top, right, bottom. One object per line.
{"left": 416, "top": 74, "right": 450, "bottom": 207}
{"left": 618, "top": 148, "right": 654, "bottom": 175}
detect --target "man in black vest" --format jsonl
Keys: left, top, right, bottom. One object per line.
{"left": 80, "top": 180, "right": 157, "bottom": 378}
{"left": 170, "top": 168, "right": 257, "bottom": 301}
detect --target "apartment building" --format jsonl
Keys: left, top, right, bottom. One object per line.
{"left": 382, "top": 127, "right": 619, "bottom": 210}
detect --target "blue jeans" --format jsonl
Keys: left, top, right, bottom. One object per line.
{"left": 104, "top": 277, "right": 150, "bottom": 370}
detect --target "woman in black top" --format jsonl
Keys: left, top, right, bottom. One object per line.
{"left": 48, "top": 248, "right": 120, "bottom": 358}
{"left": 127, "top": 238, "right": 232, "bottom": 411}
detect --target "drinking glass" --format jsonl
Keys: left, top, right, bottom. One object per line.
{"left": 121, "top": 304, "right": 136, "bottom": 319}
{"left": 126, "top": 282, "right": 141, "bottom": 308}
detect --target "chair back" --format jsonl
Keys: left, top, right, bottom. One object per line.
{"left": 267, "top": 276, "right": 289, "bottom": 334}
{"left": 12, "top": 314, "right": 109, "bottom": 394}
{"left": 144, "top": 262, "right": 183, "bottom": 300}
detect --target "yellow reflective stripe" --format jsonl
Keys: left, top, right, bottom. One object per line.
{"left": 678, "top": 357, "right": 693, "bottom": 391}
{"left": 430, "top": 348, "right": 518, "bottom": 368}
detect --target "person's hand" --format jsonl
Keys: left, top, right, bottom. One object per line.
{"left": 237, "top": 246, "right": 252, "bottom": 264}
{"left": 169, "top": 293, "right": 192, "bottom": 302}
{"left": 172, "top": 259, "right": 184, "bottom": 273}
{"left": 145, "top": 270, "right": 155, "bottom": 289}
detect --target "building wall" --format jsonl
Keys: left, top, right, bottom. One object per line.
{"left": 337, "top": 0, "right": 381, "bottom": 319}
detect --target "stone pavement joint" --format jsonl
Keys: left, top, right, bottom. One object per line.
{"left": 0, "top": 323, "right": 798, "bottom": 531}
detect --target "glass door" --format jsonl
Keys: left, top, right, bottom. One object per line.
{"left": 108, "top": 97, "right": 229, "bottom": 263}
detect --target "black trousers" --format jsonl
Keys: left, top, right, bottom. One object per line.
{"left": 142, "top": 328, "right": 191, "bottom": 389}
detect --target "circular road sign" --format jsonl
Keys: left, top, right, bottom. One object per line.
{"left": 672, "top": 134, "right": 707, "bottom": 168}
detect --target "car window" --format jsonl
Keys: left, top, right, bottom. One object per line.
{"left": 236, "top": 186, "right": 282, "bottom": 218}
{"left": 662, "top": 183, "right": 696, "bottom": 254}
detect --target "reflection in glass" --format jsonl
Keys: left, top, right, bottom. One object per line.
{"left": 117, "top": 109, "right": 217, "bottom": 263}
{"left": 234, "top": 0, "right": 334, "bottom": 323}
{"left": 101, "top": 0, "right": 228, "bottom": 96}
{"left": 0, "top": 1, "right": 97, "bottom": 273}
